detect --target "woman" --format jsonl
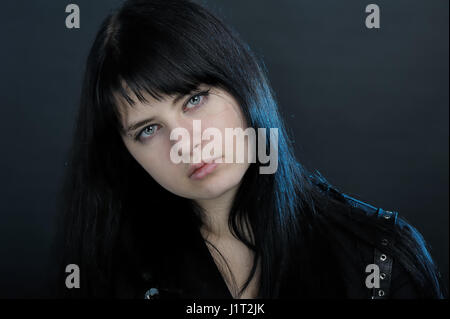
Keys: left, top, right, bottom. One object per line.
{"left": 58, "top": 0, "right": 445, "bottom": 299}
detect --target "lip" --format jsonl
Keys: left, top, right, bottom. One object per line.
{"left": 189, "top": 163, "right": 218, "bottom": 180}
{"left": 188, "top": 158, "right": 221, "bottom": 180}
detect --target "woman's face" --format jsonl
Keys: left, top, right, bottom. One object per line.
{"left": 118, "top": 84, "right": 252, "bottom": 200}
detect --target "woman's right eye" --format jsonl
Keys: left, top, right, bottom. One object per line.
{"left": 136, "top": 124, "right": 159, "bottom": 142}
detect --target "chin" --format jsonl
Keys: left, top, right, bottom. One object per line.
{"left": 189, "top": 175, "right": 240, "bottom": 200}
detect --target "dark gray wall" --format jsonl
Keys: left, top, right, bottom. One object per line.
{"left": 0, "top": 0, "right": 448, "bottom": 297}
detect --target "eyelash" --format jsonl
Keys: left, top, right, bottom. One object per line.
{"left": 134, "top": 89, "right": 211, "bottom": 142}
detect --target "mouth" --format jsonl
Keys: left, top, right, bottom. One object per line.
{"left": 188, "top": 157, "right": 221, "bottom": 180}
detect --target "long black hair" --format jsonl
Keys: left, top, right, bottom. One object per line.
{"left": 57, "top": 0, "right": 445, "bottom": 298}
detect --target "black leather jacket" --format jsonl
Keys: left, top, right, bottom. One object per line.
{"left": 111, "top": 193, "right": 431, "bottom": 299}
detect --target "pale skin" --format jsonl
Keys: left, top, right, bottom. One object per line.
{"left": 118, "top": 84, "right": 260, "bottom": 298}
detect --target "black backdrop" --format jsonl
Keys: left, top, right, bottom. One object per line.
{"left": 0, "top": 0, "right": 448, "bottom": 297}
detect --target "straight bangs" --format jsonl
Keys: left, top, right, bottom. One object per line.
{"left": 94, "top": 1, "right": 250, "bottom": 131}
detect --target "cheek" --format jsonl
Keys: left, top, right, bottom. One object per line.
{"left": 205, "top": 101, "right": 246, "bottom": 129}
{"left": 205, "top": 103, "right": 252, "bottom": 162}
{"left": 200, "top": 101, "right": 247, "bottom": 151}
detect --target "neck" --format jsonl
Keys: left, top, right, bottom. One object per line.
{"left": 195, "top": 183, "right": 241, "bottom": 240}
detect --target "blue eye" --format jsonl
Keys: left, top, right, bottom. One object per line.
{"left": 185, "top": 95, "right": 203, "bottom": 110}
{"left": 137, "top": 124, "right": 159, "bottom": 141}
{"left": 183, "top": 89, "right": 210, "bottom": 111}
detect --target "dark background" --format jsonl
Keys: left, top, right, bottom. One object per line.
{"left": 0, "top": 0, "right": 447, "bottom": 298}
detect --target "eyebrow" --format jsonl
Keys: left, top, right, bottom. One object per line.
{"left": 123, "top": 92, "right": 188, "bottom": 136}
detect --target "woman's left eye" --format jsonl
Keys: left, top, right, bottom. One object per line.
{"left": 189, "top": 95, "right": 203, "bottom": 106}
{"left": 183, "top": 90, "right": 209, "bottom": 111}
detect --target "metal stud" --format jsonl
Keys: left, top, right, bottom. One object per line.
{"left": 380, "top": 272, "right": 386, "bottom": 280}
{"left": 380, "top": 254, "right": 387, "bottom": 261}
{"left": 144, "top": 288, "right": 160, "bottom": 299}
{"left": 378, "top": 289, "right": 385, "bottom": 297}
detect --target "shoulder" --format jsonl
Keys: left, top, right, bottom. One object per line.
{"left": 340, "top": 194, "right": 421, "bottom": 298}
{"left": 311, "top": 190, "right": 444, "bottom": 298}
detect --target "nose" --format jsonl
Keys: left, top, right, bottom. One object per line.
{"left": 168, "top": 117, "right": 202, "bottom": 162}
